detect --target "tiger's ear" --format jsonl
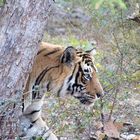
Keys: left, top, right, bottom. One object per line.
{"left": 60, "top": 46, "right": 76, "bottom": 66}
{"left": 86, "top": 40, "right": 97, "bottom": 56}
{"left": 86, "top": 48, "right": 97, "bottom": 56}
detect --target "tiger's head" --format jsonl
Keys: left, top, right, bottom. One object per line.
{"left": 31, "top": 43, "right": 104, "bottom": 106}
{"left": 57, "top": 46, "right": 104, "bottom": 105}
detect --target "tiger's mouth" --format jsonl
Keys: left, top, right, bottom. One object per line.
{"left": 74, "top": 95, "right": 96, "bottom": 105}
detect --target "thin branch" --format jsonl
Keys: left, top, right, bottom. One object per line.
{"left": 108, "top": 88, "right": 119, "bottom": 121}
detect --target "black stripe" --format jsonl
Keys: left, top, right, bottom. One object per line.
{"left": 37, "top": 48, "right": 46, "bottom": 55}
{"left": 34, "top": 65, "right": 59, "bottom": 86}
{"left": 28, "top": 123, "right": 33, "bottom": 129}
{"left": 30, "top": 110, "right": 40, "bottom": 115}
{"left": 76, "top": 51, "right": 83, "bottom": 54}
{"left": 57, "top": 84, "right": 63, "bottom": 97}
{"left": 75, "top": 70, "right": 79, "bottom": 84}
{"left": 34, "top": 67, "right": 49, "bottom": 86}
{"left": 67, "top": 65, "right": 77, "bottom": 83}
{"left": 44, "top": 49, "right": 60, "bottom": 56}
{"left": 32, "top": 118, "right": 39, "bottom": 124}
{"left": 82, "top": 54, "right": 92, "bottom": 61}
{"left": 46, "top": 81, "right": 51, "bottom": 91}
{"left": 32, "top": 65, "right": 59, "bottom": 99}
{"left": 67, "top": 83, "right": 71, "bottom": 91}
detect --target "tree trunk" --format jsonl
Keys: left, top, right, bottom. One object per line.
{"left": 0, "top": 0, "right": 53, "bottom": 139}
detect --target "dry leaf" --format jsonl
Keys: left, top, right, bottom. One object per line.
{"left": 133, "top": 135, "right": 140, "bottom": 140}
{"left": 95, "top": 121, "right": 103, "bottom": 129}
{"left": 96, "top": 131, "right": 106, "bottom": 140}
{"left": 104, "top": 120, "right": 120, "bottom": 138}
{"left": 114, "top": 121, "right": 124, "bottom": 131}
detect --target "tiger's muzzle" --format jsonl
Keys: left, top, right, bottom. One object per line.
{"left": 74, "top": 91, "right": 104, "bottom": 105}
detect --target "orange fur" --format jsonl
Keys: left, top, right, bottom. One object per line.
{"left": 24, "top": 42, "right": 103, "bottom": 109}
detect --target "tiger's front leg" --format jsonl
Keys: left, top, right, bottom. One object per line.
{"left": 18, "top": 93, "right": 58, "bottom": 140}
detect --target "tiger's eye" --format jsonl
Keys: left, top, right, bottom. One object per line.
{"left": 84, "top": 69, "right": 89, "bottom": 73}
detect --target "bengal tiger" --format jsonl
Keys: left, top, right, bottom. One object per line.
{"left": 20, "top": 42, "right": 104, "bottom": 139}
{"left": 24, "top": 42, "right": 104, "bottom": 109}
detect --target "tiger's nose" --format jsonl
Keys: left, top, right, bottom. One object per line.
{"left": 96, "top": 93, "right": 101, "bottom": 98}
{"left": 96, "top": 92, "right": 104, "bottom": 98}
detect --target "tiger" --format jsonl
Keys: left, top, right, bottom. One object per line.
{"left": 18, "top": 94, "right": 58, "bottom": 140}
{"left": 24, "top": 42, "right": 104, "bottom": 109}
{"left": 20, "top": 42, "right": 104, "bottom": 139}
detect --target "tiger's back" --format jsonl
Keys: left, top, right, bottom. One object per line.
{"left": 26, "top": 42, "right": 63, "bottom": 90}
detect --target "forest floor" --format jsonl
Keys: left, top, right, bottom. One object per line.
{"left": 43, "top": 90, "right": 140, "bottom": 140}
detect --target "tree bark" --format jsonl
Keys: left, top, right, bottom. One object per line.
{"left": 0, "top": 0, "right": 53, "bottom": 139}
